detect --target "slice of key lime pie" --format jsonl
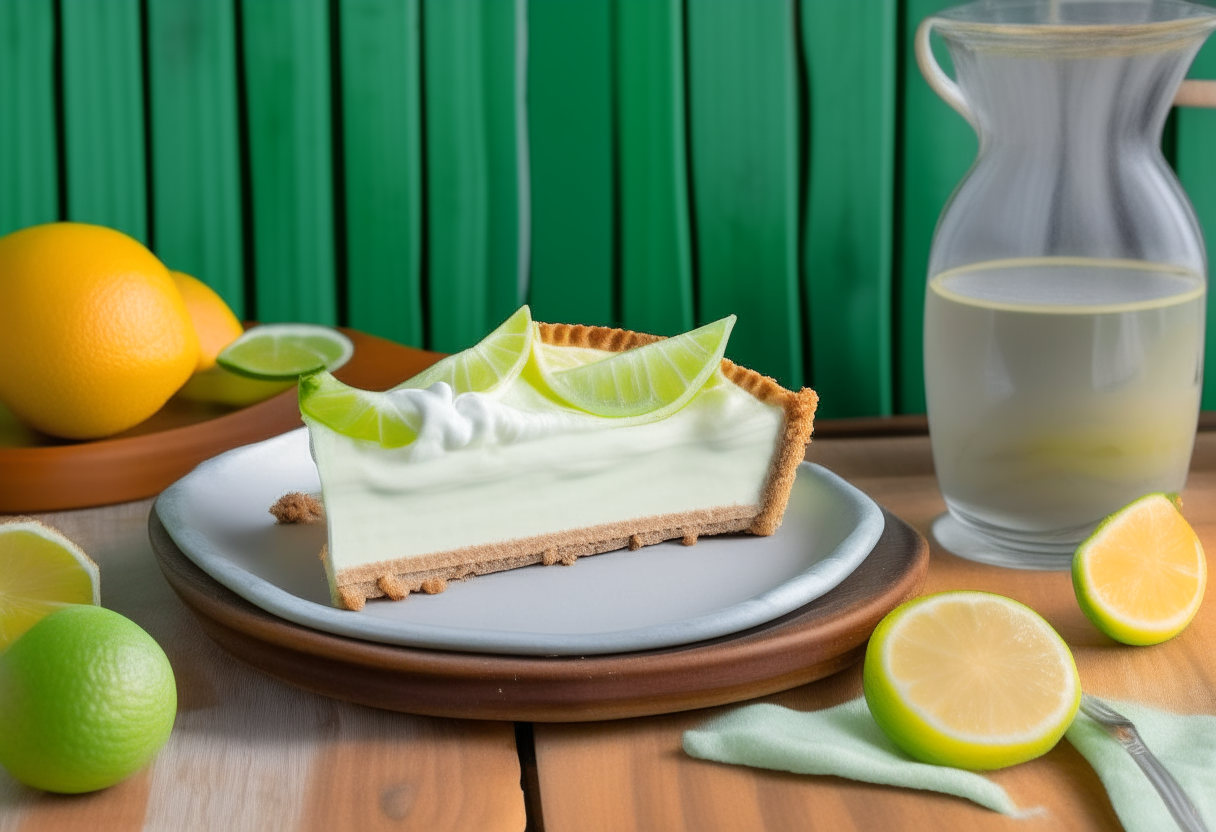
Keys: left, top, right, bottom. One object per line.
{"left": 298, "top": 307, "right": 817, "bottom": 610}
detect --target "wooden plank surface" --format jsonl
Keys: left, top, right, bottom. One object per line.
{"left": 615, "top": 0, "right": 694, "bottom": 337}
{"left": 895, "top": 0, "right": 977, "bottom": 414}
{"left": 61, "top": 0, "right": 147, "bottom": 243}
{"left": 340, "top": 0, "right": 424, "bottom": 347}
{"left": 801, "top": 0, "right": 897, "bottom": 418}
{"left": 525, "top": 0, "right": 615, "bottom": 327}
{"left": 0, "top": 0, "right": 56, "bottom": 237}
{"left": 532, "top": 432, "right": 1216, "bottom": 831}
{"left": 687, "top": 0, "right": 803, "bottom": 389}
{"left": 0, "top": 499, "right": 526, "bottom": 832}
{"left": 147, "top": 0, "right": 245, "bottom": 314}
{"left": 241, "top": 0, "right": 337, "bottom": 325}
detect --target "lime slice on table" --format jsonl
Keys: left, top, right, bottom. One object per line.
{"left": 534, "top": 315, "right": 735, "bottom": 419}
{"left": 0, "top": 519, "right": 100, "bottom": 651}
{"left": 863, "top": 591, "right": 1080, "bottom": 771}
{"left": 1073, "top": 494, "right": 1206, "bottom": 646}
{"left": 299, "top": 371, "right": 420, "bottom": 448}
{"left": 397, "top": 306, "right": 533, "bottom": 394}
{"left": 216, "top": 324, "right": 354, "bottom": 380}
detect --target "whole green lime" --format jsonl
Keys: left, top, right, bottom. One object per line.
{"left": 0, "top": 605, "right": 177, "bottom": 793}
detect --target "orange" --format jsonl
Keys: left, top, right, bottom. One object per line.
{"left": 0, "top": 222, "right": 199, "bottom": 439}
{"left": 170, "top": 270, "right": 244, "bottom": 371}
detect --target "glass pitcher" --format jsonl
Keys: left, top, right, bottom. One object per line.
{"left": 917, "top": 0, "right": 1216, "bottom": 568}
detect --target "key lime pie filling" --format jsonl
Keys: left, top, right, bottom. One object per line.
{"left": 298, "top": 308, "right": 818, "bottom": 610}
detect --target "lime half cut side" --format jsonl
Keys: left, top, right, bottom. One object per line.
{"left": 863, "top": 591, "right": 1080, "bottom": 771}
{"left": 396, "top": 306, "right": 533, "bottom": 395}
{"left": 537, "top": 315, "right": 736, "bottom": 419}
{"left": 217, "top": 324, "right": 354, "bottom": 381}
{"left": 299, "top": 371, "right": 420, "bottom": 448}
{"left": 0, "top": 519, "right": 100, "bottom": 651}
{"left": 1073, "top": 493, "right": 1206, "bottom": 645}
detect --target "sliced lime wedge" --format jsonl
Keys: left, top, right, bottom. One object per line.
{"left": 396, "top": 306, "right": 533, "bottom": 394}
{"left": 299, "top": 372, "right": 419, "bottom": 448}
{"left": 536, "top": 316, "right": 736, "bottom": 418}
{"left": 217, "top": 324, "right": 354, "bottom": 381}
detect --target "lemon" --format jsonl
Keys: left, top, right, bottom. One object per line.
{"left": 534, "top": 316, "right": 735, "bottom": 418}
{"left": 863, "top": 591, "right": 1080, "bottom": 770}
{"left": 217, "top": 324, "right": 354, "bottom": 381}
{"left": 0, "top": 222, "right": 199, "bottom": 439}
{"left": 170, "top": 271, "right": 244, "bottom": 372}
{"left": 397, "top": 306, "right": 533, "bottom": 394}
{"left": 299, "top": 371, "right": 419, "bottom": 448}
{"left": 0, "top": 519, "right": 99, "bottom": 651}
{"left": 0, "top": 605, "right": 176, "bottom": 793}
{"left": 1072, "top": 494, "right": 1206, "bottom": 646}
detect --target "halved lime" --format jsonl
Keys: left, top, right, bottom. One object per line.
{"left": 217, "top": 324, "right": 354, "bottom": 381}
{"left": 0, "top": 519, "right": 100, "bottom": 651}
{"left": 396, "top": 306, "right": 533, "bottom": 394}
{"left": 535, "top": 316, "right": 735, "bottom": 418}
{"left": 299, "top": 371, "right": 419, "bottom": 448}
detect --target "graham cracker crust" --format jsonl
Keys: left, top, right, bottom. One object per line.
{"left": 328, "top": 320, "right": 818, "bottom": 611}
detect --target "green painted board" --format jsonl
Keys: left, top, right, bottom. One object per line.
{"left": 526, "top": 0, "right": 615, "bottom": 327}
{"left": 615, "top": 0, "right": 693, "bottom": 337}
{"left": 341, "top": 0, "right": 423, "bottom": 346}
{"left": 147, "top": 0, "right": 245, "bottom": 316}
{"left": 896, "top": 0, "right": 978, "bottom": 413}
{"left": 0, "top": 0, "right": 56, "bottom": 237}
{"left": 801, "top": 0, "right": 897, "bottom": 418}
{"left": 241, "top": 0, "right": 336, "bottom": 324}
{"left": 1176, "top": 24, "right": 1216, "bottom": 409}
{"left": 687, "top": 0, "right": 803, "bottom": 389}
{"left": 423, "top": 0, "right": 520, "bottom": 351}
{"left": 61, "top": 0, "right": 146, "bottom": 243}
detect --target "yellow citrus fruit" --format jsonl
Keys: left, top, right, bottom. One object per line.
{"left": 0, "top": 518, "right": 100, "bottom": 651}
{"left": 863, "top": 591, "right": 1080, "bottom": 770}
{"left": 0, "top": 222, "right": 199, "bottom": 439}
{"left": 170, "top": 271, "right": 244, "bottom": 372}
{"left": 1073, "top": 493, "right": 1206, "bottom": 646}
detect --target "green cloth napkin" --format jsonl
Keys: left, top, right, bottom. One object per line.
{"left": 683, "top": 696, "right": 1216, "bottom": 829}
{"left": 1065, "top": 699, "right": 1216, "bottom": 832}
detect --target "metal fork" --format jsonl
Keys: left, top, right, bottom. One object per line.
{"left": 1078, "top": 694, "right": 1210, "bottom": 832}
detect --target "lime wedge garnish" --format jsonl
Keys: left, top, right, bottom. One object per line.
{"left": 0, "top": 519, "right": 99, "bottom": 651}
{"left": 216, "top": 324, "right": 354, "bottom": 381}
{"left": 299, "top": 371, "right": 419, "bottom": 448}
{"left": 396, "top": 306, "right": 533, "bottom": 394}
{"left": 536, "top": 316, "right": 735, "bottom": 418}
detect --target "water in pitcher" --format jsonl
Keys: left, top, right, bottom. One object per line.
{"left": 925, "top": 258, "right": 1204, "bottom": 550}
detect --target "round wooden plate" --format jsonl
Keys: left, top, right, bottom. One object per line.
{"left": 0, "top": 329, "right": 440, "bottom": 513}
{"left": 150, "top": 505, "right": 928, "bottom": 722}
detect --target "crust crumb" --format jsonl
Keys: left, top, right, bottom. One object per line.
{"left": 270, "top": 492, "right": 323, "bottom": 524}
{"left": 559, "top": 552, "right": 577, "bottom": 566}
{"left": 337, "top": 587, "right": 365, "bottom": 611}
{"left": 681, "top": 532, "right": 698, "bottom": 546}
{"left": 628, "top": 534, "right": 643, "bottom": 551}
{"left": 420, "top": 578, "right": 447, "bottom": 595}
{"left": 319, "top": 544, "right": 328, "bottom": 562}
{"left": 541, "top": 547, "right": 559, "bottom": 566}
{"left": 377, "top": 574, "right": 409, "bottom": 601}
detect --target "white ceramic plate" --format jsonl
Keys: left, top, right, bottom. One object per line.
{"left": 156, "top": 428, "right": 885, "bottom": 656}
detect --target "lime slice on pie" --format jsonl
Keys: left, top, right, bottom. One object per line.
{"left": 536, "top": 315, "right": 736, "bottom": 418}
{"left": 217, "top": 324, "right": 354, "bottom": 380}
{"left": 863, "top": 591, "right": 1080, "bottom": 770}
{"left": 397, "top": 306, "right": 533, "bottom": 394}
{"left": 1073, "top": 493, "right": 1206, "bottom": 645}
{"left": 299, "top": 372, "right": 419, "bottom": 448}
{"left": 0, "top": 519, "right": 100, "bottom": 651}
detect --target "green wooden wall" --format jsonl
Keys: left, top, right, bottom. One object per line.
{"left": 2, "top": 0, "right": 1216, "bottom": 418}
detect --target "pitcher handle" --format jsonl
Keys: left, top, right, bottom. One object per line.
{"left": 915, "top": 18, "right": 977, "bottom": 128}
{"left": 1176, "top": 80, "right": 1216, "bottom": 108}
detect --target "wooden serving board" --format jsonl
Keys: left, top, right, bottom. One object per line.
{"left": 0, "top": 329, "right": 439, "bottom": 513}
{"left": 149, "top": 505, "right": 928, "bottom": 722}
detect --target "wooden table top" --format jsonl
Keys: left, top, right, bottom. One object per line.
{"left": 4, "top": 427, "right": 1215, "bottom": 831}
